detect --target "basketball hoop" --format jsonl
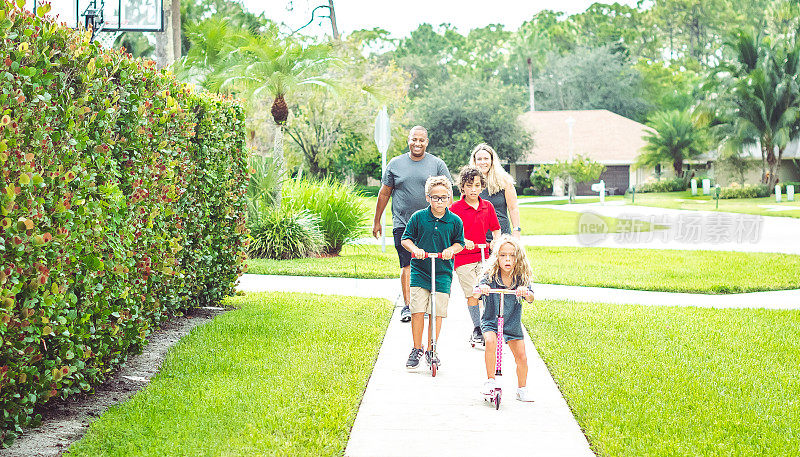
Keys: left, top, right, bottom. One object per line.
{"left": 82, "top": 0, "right": 105, "bottom": 41}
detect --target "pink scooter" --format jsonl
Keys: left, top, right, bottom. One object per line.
{"left": 474, "top": 287, "right": 517, "bottom": 410}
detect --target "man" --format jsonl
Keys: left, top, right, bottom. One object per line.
{"left": 372, "top": 126, "right": 451, "bottom": 322}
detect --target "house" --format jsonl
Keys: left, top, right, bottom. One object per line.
{"left": 703, "top": 140, "right": 800, "bottom": 186}
{"left": 513, "top": 110, "right": 654, "bottom": 195}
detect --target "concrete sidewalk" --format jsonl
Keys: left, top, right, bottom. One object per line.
{"left": 237, "top": 274, "right": 595, "bottom": 457}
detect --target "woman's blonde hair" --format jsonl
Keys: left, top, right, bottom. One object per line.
{"left": 481, "top": 234, "right": 533, "bottom": 289}
{"left": 469, "top": 143, "right": 514, "bottom": 196}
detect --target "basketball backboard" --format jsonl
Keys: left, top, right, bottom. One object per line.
{"left": 28, "top": 0, "right": 163, "bottom": 32}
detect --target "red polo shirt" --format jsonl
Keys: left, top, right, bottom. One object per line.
{"left": 450, "top": 197, "right": 500, "bottom": 268}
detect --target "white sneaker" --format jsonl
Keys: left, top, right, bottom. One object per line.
{"left": 516, "top": 386, "right": 535, "bottom": 402}
{"left": 481, "top": 379, "right": 496, "bottom": 396}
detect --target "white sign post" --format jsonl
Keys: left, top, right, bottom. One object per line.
{"left": 702, "top": 179, "right": 711, "bottom": 195}
{"left": 775, "top": 185, "right": 782, "bottom": 203}
{"left": 374, "top": 106, "right": 391, "bottom": 252}
{"left": 691, "top": 178, "right": 698, "bottom": 196}
{"left": 591, "top": 180, "right": 606, "bottom": 204}
{"left": 788, "top": 185, "right": 795, "bottom": 201}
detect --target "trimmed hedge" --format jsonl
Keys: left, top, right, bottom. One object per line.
{"left": 634, "top": 177, "right": 690, "bottom": 193}
{"left": 0, "top": 2, "right": 247, "bottom": 444}
{"left": 718, "top": 183, "right": 772, "bottom": 199}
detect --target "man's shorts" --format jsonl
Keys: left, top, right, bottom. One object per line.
{"left": 455, "top": 262, "right": 483, "bottom": 299}
{"left": 410, "top": 287, "right": 449, "bottom": 317}
{"left": 393, "top": 227, "right": 412, "bottom": 268}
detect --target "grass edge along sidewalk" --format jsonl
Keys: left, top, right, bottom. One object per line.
{"left": 247, "top": 245, "right": 800, "bottom": 294}
{"left": 524, "top": 299, "right": 800, "bottom": 457}
{"left": 625, "top": 191, "right": 800, "bottom": 218}
{"left": 66, "top": 292, "right": 392, "bottom": 457}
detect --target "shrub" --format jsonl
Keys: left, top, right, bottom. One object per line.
{"left": 284, "top": 179, "right": 368, "bottom": 255}
{"left": 248, "top": 207, "right": 324, "bottom": 259}
{"left": 636, "top": 177, "right": 690, "bottom": 193}
{"left": 529, "top": 167, "right": 553, "bottom": 195}
{"left": 522, "top": 187, "right": 536, "bottom": 196}
{"left": 718, "top": 183, "right": 772, "bottom": 199}
{"left": 0, "top": 2, "right": 246, "bottom": 443}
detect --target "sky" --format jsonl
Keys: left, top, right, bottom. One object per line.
{"left": 240, "top": 0, "right": 645, "bottom": 39}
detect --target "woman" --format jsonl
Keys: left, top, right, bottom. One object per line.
{"left": 469, "top": 143, "right": 521, "bottom": 241}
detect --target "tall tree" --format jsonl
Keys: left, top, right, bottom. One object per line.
{"left": 411, "top": 76, "right": 532, "bottom": 171}
{"left": 534, "top": 45, "right": 651, "bottom": 122}
{"left": 223, "top": 34, "right": 334, "bottom": 204}
{"left": 710, "top": 29, "right": 800, "bottom": 188}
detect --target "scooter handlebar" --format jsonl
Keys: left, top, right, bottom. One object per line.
{"left": 472, "top": 287, "right": 530, "bottom": 296}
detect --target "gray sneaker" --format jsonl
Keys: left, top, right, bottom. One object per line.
{"left": 400, "top": 305, "right": 411, "bottom": 322}
{"left": 406, "top": 348, "right": 423, "bottom": 369}
{"left": 470, "top": 327, "right": 484, "bottom": 345}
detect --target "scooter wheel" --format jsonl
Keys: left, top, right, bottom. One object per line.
{"left": 431, "top": 362, "right": 437, "bottom": 377}
{"left": 495, "top": 390, "right": 501, "bottom": 410}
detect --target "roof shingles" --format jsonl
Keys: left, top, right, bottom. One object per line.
{"left": 517, "top": 110, "right": 651, "bottom": 165}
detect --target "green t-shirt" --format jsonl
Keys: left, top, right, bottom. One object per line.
{"left": 401, "top": 207, "right": 464, "bottom": 294}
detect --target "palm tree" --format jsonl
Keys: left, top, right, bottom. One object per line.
{"left": 712, "top": 29, "right": 800, "bottom": 188}
{"left": 223, "top": 33, "right": 334, "bottom": 206}
{"left": 637, "top": 109, "right": 706, "bottom": 177}
{"left": 176, "top": 17, "right": 245, "bottom": 90}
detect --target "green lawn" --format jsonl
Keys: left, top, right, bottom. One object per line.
{"left": 247, "top": 245, "right": 800, "bottom": 294}
{"left": 518, "top": 207, "right": 660, "bottom": 235}
{"left": 523, "top": 300, "right": 800, "bottom": 456}
{"left": 67, "top": 292, "right": 392, "bottom": 457}
{"left": 627, "top": 191, "right": 800, "bottom": 218}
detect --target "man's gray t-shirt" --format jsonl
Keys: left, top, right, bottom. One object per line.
{"left": 382, "top": 153, "right": 451, "bottom": 228}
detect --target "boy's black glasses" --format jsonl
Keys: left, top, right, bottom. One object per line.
{"left": 428, "top": 195, "right": 448, "bottom": 202}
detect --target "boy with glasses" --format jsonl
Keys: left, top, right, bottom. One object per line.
{"left": 401, "top": 176, "right": 464, "bottom": 369}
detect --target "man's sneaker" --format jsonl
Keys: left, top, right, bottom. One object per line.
{"left": 516, "top": 386, "right": 535, "bottom": 402}
{"left": 424, "top": 350, "right": 441, "bottom": 367}
{"left": 405, "top": 348, "right": 423, "bottom": 369}
{"left": 481, "top": 378, "right": 497, "bottom": 396}
{"left": 400, "top": 305, "right": 411, "bottom": 322}
{"left": 470, "top": 327, "right": 484, "bottom": 345}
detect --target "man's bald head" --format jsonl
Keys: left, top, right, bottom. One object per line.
{"left": 409, "top": 125, "right": 428, "bottom": 138}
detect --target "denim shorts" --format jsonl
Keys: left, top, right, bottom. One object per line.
{"left": 480, "top": 295, "right": 524, "bottom": 342}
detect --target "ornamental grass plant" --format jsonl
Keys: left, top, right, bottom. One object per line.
{"left": 284, "top": 178, "right": 368, "bottom": 255}
{"left": 248, "top": 207, "right": 324, "bottom": 259}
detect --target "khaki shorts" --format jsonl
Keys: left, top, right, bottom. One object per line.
{"left": 455, "top": 262, "right": 482, "bottom": 299}
{"left": 410, "top": 287, "right": 449, "bottom": 317}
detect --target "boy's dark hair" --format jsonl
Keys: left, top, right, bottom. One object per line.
{"left": 459, "top": 165, "right": 486, "bottom": 190}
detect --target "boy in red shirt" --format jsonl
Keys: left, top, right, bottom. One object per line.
{"left": 450, "top": 165, "right": 501, "bottom": 346}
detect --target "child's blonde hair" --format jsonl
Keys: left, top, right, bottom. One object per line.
{"left": 425, "top": 175, "right": 453, "bottom": 195}
{"left": 481, "top": 234, "right": 533, "bottom": 288}
{"left": 469, "top": 143, "right": 515, "bottom": 195}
